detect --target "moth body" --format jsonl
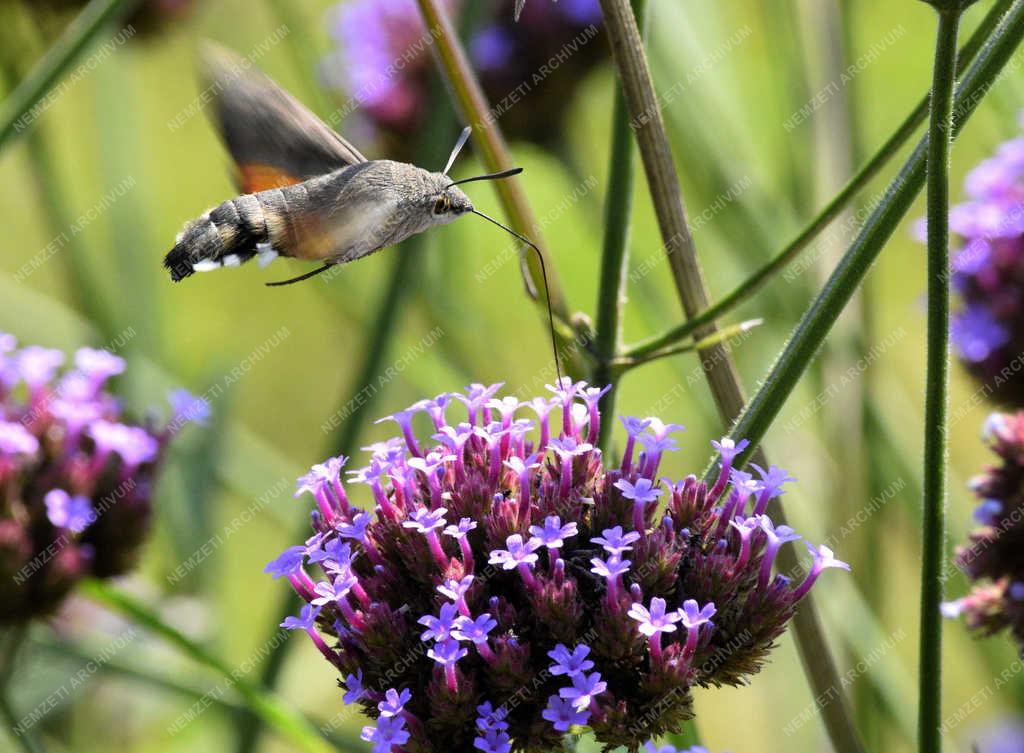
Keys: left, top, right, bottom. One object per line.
{"left": 164, "top": 160, "right": 472, "bottom": 282}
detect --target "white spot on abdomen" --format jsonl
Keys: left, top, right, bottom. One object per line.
{"left": 257, "top": 242, "right": 279, "bottom": 268}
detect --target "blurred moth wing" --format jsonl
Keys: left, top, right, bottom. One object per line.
{"left": 199, "top": 42, "right": 366, "bottom": 188}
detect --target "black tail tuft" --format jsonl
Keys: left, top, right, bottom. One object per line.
{"left": 164, "top": 243, "right": 195, "bottom": 282}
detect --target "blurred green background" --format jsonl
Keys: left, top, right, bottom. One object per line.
{"left": 2, "top": 0, "right": 1024, "bottom": 751}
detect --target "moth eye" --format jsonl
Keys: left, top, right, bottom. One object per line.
{"left": 433, "top": 197, "right": 448, "bottom": 215}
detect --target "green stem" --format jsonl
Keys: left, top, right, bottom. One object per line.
{"left": 920, "top": 5, "right": 962, "bottom": 753}
{"left": 0, "top": 0, "right": 140, "bottom": 151}
{"left": 721, "top": 0, "right": 1024, "bottom": 470}
{"left": 414, "top": 0, "right": 580, "bottom": 378}
{"left": 611, "top": 320, "right": 762, "bottom": 371}
{"left": 593, "top": 0, "right": 648, "bottom": 453}
{"left": 81, "top": 580, "right": 336, "bottom": 753}
{"left": 621, "top": 0, "right": 1012, "bottom": 361}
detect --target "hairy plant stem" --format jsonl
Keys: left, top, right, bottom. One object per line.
{"left": 620, "top": 0, "right": 1012, "bottom": 361}
{"left": 920, "top": 5, "right": 963, "bottom": 752}
{"left": 596, "top": 1, "right": 865, "bottom": 751}
{"left": 0, "top": 0, "right": 140, "bottom": 150}
{"left": 593, "top": 0, "right": 648, "bottom": 453}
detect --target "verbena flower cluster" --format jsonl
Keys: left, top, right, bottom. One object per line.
{"left": 322, "top": 0, "right": 605, "bottom": 152}
{"left": 915, "top": 118, "right": 1024, "bottom": 405}
{"left": 269, "top": 380, "right": 848, "bottom": 752}
{"left": 943, "top": 412, "right": 1024, "bottom": 647}
{"left": 0, "top": 333, "right": 206, "bottom": 623}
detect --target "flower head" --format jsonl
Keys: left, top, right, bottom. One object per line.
{"left": 914, "top": 119, "right": 1024, "bottom": 405}
{"left": 0, "top": 335, "right": 196, "bottom": 624}
{"left": 946, "top": 412, "right": 1024, "bottom": 648}
{"left": 274, "top": 382, "right": 842, "bottom": 750}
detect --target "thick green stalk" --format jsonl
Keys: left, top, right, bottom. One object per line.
{"left": 593, "top": 0, "right": 648, "bottom": 453}
{"left": 621, "top": 0, "right": 1012, "bottom": 360}
{"left": 596, "top": 2, "right": 864, "bottom": 752}
{"left": 82, "top": 581, "right": 336, "bottom": 753}
{"left": 722, "top": 0, "right": 1024, "bottom": 468}
{"left": 919, "top": 5, "right": 963, "bottom": 753}
{"left": 0, "top": 0, "right": 140, "bottom": 150}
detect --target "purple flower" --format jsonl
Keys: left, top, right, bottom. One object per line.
{"left": 559, "top": 671, "right": 607, "bottom": 711}
{"left": 590, "top": 555, "right": 630, "bottom": 581}
{"left": 419, "top": 602, "right": 460, "bottom": 642}
{"left": 471, "top": 24, "right": 516, "bottom": 71}
{"left": 444, "top": 518, "right": 477, "bottom": 539}
{"left": 75, "top": 348, "right": 125, "bottom": 384}
{"left": 361, "top": 714, "right": 410, "bottom": 753}
{"left": 427, "top": 638, "right": 468, "bottom": 679}
{"left": 281, "top": 603, "right": 321, "bottom": 631}
{"left": 453, "top": 613, "right": 497, "bottom": 644}
{"left": 378, "top": 687, "right": 411, "bottom": 717}
{"left": 311, "top": 577, "right": 355, "bottom": 606}
{"left": 342, "top": 668, "right": 365, "bottom": 704}
{"left": 402, "top": 506, "right": 449, "bottom": 533}
{"left": 264, "top": 546, "right": 306, "bottom": 579}
{"left": 793, "top": 543, "right": 851, "bottom": 601}
{"left": 591, "top": 525, "right": 641, "bottom": 555}
{"left": 168, "top": 388, "right": 210, "bottom": 425}
{"left": 488, "top": 534, "right": 540, "bottom": 570}
{"left": 628, "top": 597, "right": 681, "bottom": 638}
{"left": 711, "top": 437, "right": 749, "bottom": 464}
{"left": 679, "top": 599, "right": 717, "bottom": 657}
{"left": 473, "top": 727, "right": 512, "bottom": 753}
{"left": 542, "top": 695, "right": 591, "bottom": 732}
{"left": 615, "top": 477, "right": 663, "bottom": 504}
{"left": 475, "top": 702, "right": 509, "bottom": 732}
{"left": 336, "top": 511, "right": 372, "bottom": 540}
{"left": 547, "top": 643, "right": 594, "bottom": 677}
{"left": 438, "top": 575, "right": 475, "bottom": 602}
{"left": 0, "top": 421, "right": 39, "bottom": 457}
{"left": 15, "top": 346, "right": 64, "bottom": 389}
{"left": 44, "top": 490, "right": 93, "bottom": 533}
{"left": 528, "top": 515, "right": 578, "bottom": 549}
{"left": 88, "top": 421, "right": 159, "bottom": 468}
{"left": 952, "top": 305, "right": 1010, "bottom": 363}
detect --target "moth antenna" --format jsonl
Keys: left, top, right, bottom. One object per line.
{"left": 443, "top": 126, "right": 473, "bottom": 176}
{"left": 447, "top": 167, "right": 523, "bottom": 189}
{"left": 266, "top": 263, "right": 335, "bottom": 287}
{"left": 470, "top": 209, "right": 562, "bottom": 382}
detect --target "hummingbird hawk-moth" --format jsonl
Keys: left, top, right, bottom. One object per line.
{"left": 164, "top": 44, "right": 543, "bottom": 288}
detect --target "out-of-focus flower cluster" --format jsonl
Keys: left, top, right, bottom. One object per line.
{"left": 943, "top": 412, "right": 1024, "bottom": 648}
{"left": 322, "top": 0, "right": 605, "bottom": 156}
{"left": 0, "top": 334, "right": 206, "bottom": 623}
{"left": 915, "top": 117, "right": 1024, "bottom": 406}
{"left": 269, "top": 380, "right": 848, "bottom": 751}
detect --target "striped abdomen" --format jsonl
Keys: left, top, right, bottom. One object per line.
{"left": 164, "top": 192, "right": 282, "bottom": 282}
